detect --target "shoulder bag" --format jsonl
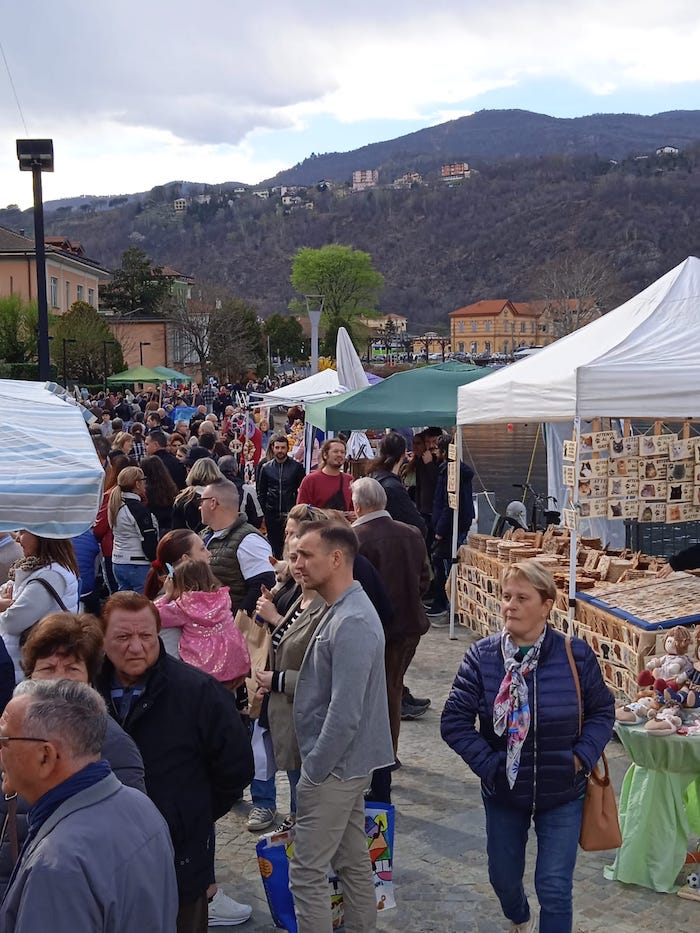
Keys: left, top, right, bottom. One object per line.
{"left": 323, "top": 473, "right": 347, "bottom": 510}
{"left": 565, "top": 636, "right": 622, "bottom": 851}
{"left": 19, "top": 577, "right": 70, "bottom": 648}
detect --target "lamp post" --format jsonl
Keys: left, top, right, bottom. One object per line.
{"left": 139, "top": 341, "right": 151, "bottom": 366}
{"left": 16, "top": 139, "right": 54, "bottom": 381}
{"left": 303, "top": 295, "right": 324, "bottom": 374}
{"left": 103, "top": 340, "right": 116, "bottom": 391}
{"left": 62, "top": 338, "right": 76, "bottom": 386}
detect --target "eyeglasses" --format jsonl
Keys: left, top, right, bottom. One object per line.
{"left": 198, "top": 497, "right": 216, "bottom": 505}
{"left": 0, "top": 736, "right": 49, "bottom": 745}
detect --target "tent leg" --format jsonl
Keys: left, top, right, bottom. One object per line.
{"left": 449, "top": 425, "right": 462, "bottom": 640}
{"left": 567, "top": 417, "right": 581, "bottom": 625}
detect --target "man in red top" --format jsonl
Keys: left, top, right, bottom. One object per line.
{"left": 296, "top": 439, "right": 353, "bottom": 510}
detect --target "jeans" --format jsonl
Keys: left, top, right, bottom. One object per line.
{"left": 113, "top": 562, "right": 150, "bottom": 593}
{"left": 483, "top": 795, "right": 584, "bottom": 933}
{"left": 251, "top": 775, "right": 277, "bottom": 811}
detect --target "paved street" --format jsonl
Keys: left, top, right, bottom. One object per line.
{"left": 215, "top": 624, "right": 698, "bottom": 932}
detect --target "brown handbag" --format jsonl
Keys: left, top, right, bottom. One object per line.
{"left": 565, "top": 637, "right": 622, "bottom": 851}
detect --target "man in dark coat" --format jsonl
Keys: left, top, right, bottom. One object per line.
{"left": 352, "top": 476, "right": 431, "bottom": 803}
{"left": 257, "top": 435, "right": 305, "bottom": 557}
{"left": 144, "top": 429, "right": 187, "bottom": 489}
{"left": 96, "top": 591, "right": 254, "bottom": 933}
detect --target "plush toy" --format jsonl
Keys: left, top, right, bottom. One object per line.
{"left": 665, "top": 639, "right": 700, "bottom": 707}
{"left": 637, "top": 626, "right": 694, "bottom": 694}
{"left": 644, "top": 701, "right": 683, "bottom": 735}
{"left": 615, "top": 696, "right": 657, "bottom": 724}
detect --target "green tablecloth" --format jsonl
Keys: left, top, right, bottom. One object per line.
{"left": 604, "top": 724, "right": 700, "bottom": 892}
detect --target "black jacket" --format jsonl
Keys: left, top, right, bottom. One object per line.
{"left": 95, "top": 643, "right": 254, "bottom": 902}
{"left": 257, "top": 457, "right": 305, "bottom": 517}
{"left": 153, "top": 448, "right": 187, "bottom": 490}
{"left": 370, "top": 470, "right": 427, "bottom": 538}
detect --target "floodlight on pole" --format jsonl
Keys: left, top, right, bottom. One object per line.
{"left": 304, "top": 295, "right": 324, "bottom": 374}
{"left": 16, "top": 139, "right": 54, "bottom": 382}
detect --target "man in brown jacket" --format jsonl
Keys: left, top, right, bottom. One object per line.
{"left": 351, "top": 477, "right": 431, "bottom": 803}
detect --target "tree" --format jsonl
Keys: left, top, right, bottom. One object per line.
{"left": 167, "top": 296, "right": 265, "bottom": 382}
{"left": 0, "top": 295, "right": 38, "bottom": 366}
{"left": 263, "top": 314, "right": 307, "bottom": 362}
{"left": 290, "top": 244, "right": 383, "bottom": 354}
{"left": 52, "top": 302, "right": 125, "bottom": 384}
{"left": 536, "top": 250, "right": 618, "bottom": 339}
{"left": 101, "top": 247, "right": 170, "bottom": 316}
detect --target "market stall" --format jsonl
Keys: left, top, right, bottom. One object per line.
{"left": 0, "top": 380, "right": 104, "bottom": 537}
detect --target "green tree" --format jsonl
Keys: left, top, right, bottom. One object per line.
{"left": 101, "top": 247, "right": 170, "bottom": 316}
{"left": 52, "top": 302, "right": 125, "bottom": 384}
{"left": 0, "top": 295, "right": 38, "bottom": 365}
{"left": 263, "top": 313, "right": 307, "bottom": 362}
{"left": 290, "top": 244, "right": 383, "bottom": 354}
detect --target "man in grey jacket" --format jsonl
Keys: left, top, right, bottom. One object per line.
{"left": 290, "top": 521, "right": 394, "bottom": 933}
{"left": 0, "top": 679, "right": 177, "bottom": 933}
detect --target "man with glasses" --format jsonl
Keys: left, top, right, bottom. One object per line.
{"left": 0, "top": 679, "right": 177, "bottom": 932}
{"left": 199, "top": 478, "right": 275, "bottom": 615}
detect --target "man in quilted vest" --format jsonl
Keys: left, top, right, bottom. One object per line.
{"left": 199, "top": 478, "right": 275, "bottom": 614}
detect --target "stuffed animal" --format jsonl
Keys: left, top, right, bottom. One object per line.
{"left": 637, "top": 626, "right": 694, "bottom": 694}
{"left": 644, "top": 701, "right": 683, "bottom": 735}
{"left": 615, "top": 696, "right": 656, "bottom": 724}
{"left": 665, "top": 639, "right": 700, "bottom": 707}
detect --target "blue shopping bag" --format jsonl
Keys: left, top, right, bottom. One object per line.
{"left": 255, "top": 802, "right": 396, "bottom": 932}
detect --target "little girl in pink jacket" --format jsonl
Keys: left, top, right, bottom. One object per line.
{"left": 155, "top": 560, "right": 250, "bottom": 686}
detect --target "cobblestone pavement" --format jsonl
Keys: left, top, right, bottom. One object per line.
{"left": 214, "top": 625, "right": 698, "bottom": 932}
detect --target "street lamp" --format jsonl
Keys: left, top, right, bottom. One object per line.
{"left": 303, "top": 295, "right": 324, "bottom": 374}
{"left": 62, "top": 338, "right": 76, "bottom": 386}
{"left": 16, "top": 139, "right": 54, "bottom": 381}
{"left": 139, "top": 341, "right": 151, "bottom": 366}
{"left": 103, "top": 340, "right": 116, "bottom": 391}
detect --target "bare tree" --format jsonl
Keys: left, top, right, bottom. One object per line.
{"left": 537, "top": 250, "right": 617, "bottom": 339}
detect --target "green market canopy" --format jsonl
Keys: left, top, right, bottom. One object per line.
{"left": 106, "top": 365, "right": 169, "bottom": 385}
{"left": 305, "top": 361, "right": 491, "bottom": 432}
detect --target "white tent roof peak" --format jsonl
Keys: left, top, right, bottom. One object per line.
{"left": 457, "top": 256, "right": 700, "bottom": 425}
{"left": 255, "top": 368, "right": 349, "bottom": 406}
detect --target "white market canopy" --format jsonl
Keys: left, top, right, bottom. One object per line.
{"left": 254, "top": 368, "right": 350, "bottom": 406}
{"left": 457, "top": 256, "right": 700, "bottom": 425}
{"left": 0, "top": 380, "right": 104, "bottom": 537}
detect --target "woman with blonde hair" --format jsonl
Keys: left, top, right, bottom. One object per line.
{"left": 110, "top": 431, "right": 134, "bottom": 457}
{"left": 108, "top": 466, "right": 158, "bottom": 593}
{"left": 442, "top": 560, "right": 614, "bottom": 933}
{"left": 172, "top": 457, "right": 223, "bottom": 532}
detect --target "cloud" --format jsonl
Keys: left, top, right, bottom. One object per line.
{"left": 1, "top": 0, "right": 699, "bottom": 200}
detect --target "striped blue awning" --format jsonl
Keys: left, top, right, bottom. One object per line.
{"left": 0, "top": 381, "right": 104, "bottom": 538}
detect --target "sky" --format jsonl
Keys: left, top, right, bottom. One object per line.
{"left": 2, "top": 0, "right": 700, "bottom": 207}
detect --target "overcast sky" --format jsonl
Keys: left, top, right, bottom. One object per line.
{"left": 2, "top": 0, "right": 700, "bottom": 206}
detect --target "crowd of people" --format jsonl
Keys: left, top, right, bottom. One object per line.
{"left": 0, "top": 380, "right": 622, "bottom": 933}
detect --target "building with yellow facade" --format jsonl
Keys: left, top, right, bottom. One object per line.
{"left": 449, "top": 299, "right": 555, "bottom": 356}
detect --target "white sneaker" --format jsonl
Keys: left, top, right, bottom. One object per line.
{"left": 510, "top": 917, "right": 535, "bottom": 932}
{"left": 246, "top": 806, "right": 276, "bottom": 832}
{"left": 208, "top": 889, "right": 252, "bottom": 927}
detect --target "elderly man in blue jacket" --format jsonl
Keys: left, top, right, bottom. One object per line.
{"left": 0, "top": 679, "right": 177, "bottom": 933}
{"left": 290, "top": 522, "right": 394, "bottom": 933}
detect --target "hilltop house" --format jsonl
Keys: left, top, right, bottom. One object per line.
{"left": 0, "top": 227, "right": 109, "bottom": 311}
{"left": 352, "top": 169, "right": 379, "bottom": 191}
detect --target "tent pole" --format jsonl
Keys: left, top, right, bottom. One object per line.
{"left": 568, "top": 417, "right": 582, "bottom": 625}
{"left": 449, "top": 425, "right": 462, "bottom": 640}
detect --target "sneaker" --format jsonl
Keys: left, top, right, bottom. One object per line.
{"left": 510, "top": 917, "right": 535, "bottom": 932}
{"left": 401, "top": 701, "right": 429, "bottom": 721}
{"left": 208, "top": 889, "right": 253, "bottom": 926}
{"left": 426, "top": 605, "right": 449, "bottom": 617}
{"left": 273, "top": 814, "right": 296, "bottom": 833}
{"left": 246, "top": 806, "right": 276, "bottom": 832}
{"left": 404, "top": 692, "right": 431, "bottom": 709}
{"left": 429, "top": 611, "right": 449, "bottom": 627}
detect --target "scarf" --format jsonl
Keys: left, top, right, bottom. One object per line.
{"left": 7, "top": 556, "right": 45, "bottom": 581}
{"left": 493, "top": 629, "right": 545, "bottom": 789}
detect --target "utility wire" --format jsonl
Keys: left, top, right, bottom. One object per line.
{"left": 0, "top": 38, "right": 29, "bottom": 136}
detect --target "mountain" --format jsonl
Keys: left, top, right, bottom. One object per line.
{"left": 261, "top": 108, "right": 700, "bottom": 186}
{"left": 2, "top": 109, "right": 700, "bottom": 331}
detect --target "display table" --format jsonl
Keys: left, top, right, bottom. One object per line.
{"left": 604, "top": 724, "right": 700, "bottom": 892}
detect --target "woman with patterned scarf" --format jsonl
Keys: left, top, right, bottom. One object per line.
{"left": 441, "top": 560, "right": 614, "bottom": 933}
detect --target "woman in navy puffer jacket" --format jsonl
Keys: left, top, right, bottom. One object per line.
{"left": 441, "top": 560, "right": 614, "bottom": 933}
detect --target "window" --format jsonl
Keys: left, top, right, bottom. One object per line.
{"left": 521, "top": 322, "right": 526, "bottom": 333}
{"left": 485, "top": 321, "right": 491, "bottom": 332}
{"left": 458, "top": 321, "right": 464, "bottom": 333}
{"left": 531, "top": 321, "right": 535, "bottom": 334}
{"left": 471, "top": 321, "right": 477, "bottom": 332}
{"left": 539, "top": 323, "right": 548, "bottom": 333}
{"left": 77, "top": 284, "right": 84, "bottom": 302}
{"left": 503, "top": 341, "right": 509, "bottom": 353}
{"left": 88, "top": 288, "right": 95, "bottom": 307}
{"left": 458, "top": 342, "right": 464, "bottom": 352}
{"left": 50, "top": 277, "right": 59, "bottom": 308}
{"left": 484, "top": 341, "right": 491, "bottom": 354}
{"left": 470, "top": 341, "right": 477, "bottom": 355}
{"left": 65, "top": 282, "right": 71, "bottom": 309}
